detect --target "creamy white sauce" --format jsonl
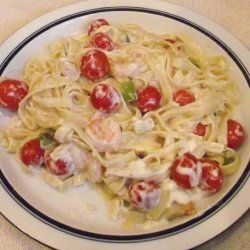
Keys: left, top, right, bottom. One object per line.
{"left": 179, "top": 136, "right": 205, "bottom": 158}
{"left": 163, "top": 179, "right": 203, "bottom": 207}
{"left": 113, "top": 59, "right": 148, "bottom": 78}
{"left": 133, "top": 117, "right": 155, "bottom": 134}
{"left": 176, "top": 161, "right": 202, "bottom": 187}
{"left": 0, "top": 111, "right": 13, "bottom": 128}
{"left": 210, "top": 168, "right": 219, "bottom": 178}
{"left": 141, "top": 187, "right": 161, "bottom": 211}
{"left": 7, "top": 91, "right": 17, "bottom": 97}
{"left": 50, "top": 143, "right": 88, "bottom": 172}
{"left": 235, "top": 125, "right": 244, "bottom": 136}
{"left": 130, "top": 182, "right": 161, "bottom": 211}
{"left": 108, "top": 86, "right": 121, "bottom": 109}
{"left": 95, "top": 85, "right": 106, "bottom": 98}
{"left": 54, "top": 124, "right": 74, "bottom": 143}
{"left": 60, "top": 60, "right": 80, "bottom": 81}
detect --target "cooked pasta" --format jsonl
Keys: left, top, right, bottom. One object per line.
{"left": 0, "top": 19, "right": 245, "bottom": 225}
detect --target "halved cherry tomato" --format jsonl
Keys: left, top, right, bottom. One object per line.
{"left": 88, "top": 19, "right": 109, "bottom": 35}
{"left": 200, "top": 158, "right": 223, "bottom": 192}
{"left": 0, "top": 79, "right": 28, "bottom": 111}
{"left": 45, "top": 156, "right": 69, "bottom": 176}
{"left": 80, "top": 49, "right": 110, "bottom": 81}
{"left": 90, "top": 32, "right": 114, "bottom": 51}
{"left": 129, "top": 180, "right": 161, "bottom": 211}
{"left": 90, "top": 83, "right": 120, "bottom": 112}
{"left": 194, "top": 122, "right": 207, "bottom": 137}
{"left": 171, "top": 153, "right": 200, "bottom": 189}
{"left": 227, "top": 119, "right": 244, "bottom": 148}
{"left": 137, "top": 85, "right": 161, "bottom": 113}
{"left": 20, "top": 138, "right": 44, "bottom": 166}
{"left": 173, "top": 89, "right": 195, "bottom": 106}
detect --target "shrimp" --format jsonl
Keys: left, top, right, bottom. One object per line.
{"left": 86, "top": 115, "right": 121, "bottom": 152}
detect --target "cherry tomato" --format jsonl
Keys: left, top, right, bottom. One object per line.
{"left": 0, "top": 79, "right": 28, "bottom": 110}
{"left": 173, "top": 89, "right": 195, "bottom": 106}
{"left": 80, "top": 49, "right": 110, "bottom": 81}
{"left": 90, "top": 83, "right": 120, "bottom": 112}
{"left": 45, "top": 156, "right": 69, "bottom": 176}
{"left": 227, "top": 119, "right": 245, "bottom": 148}
{"left": 194, "top": 122, "right": 207, "bottom": 137}
{"left": 20, "top": 138, "right": 44, "bottom": 166}
{"left": 90, "top": 32, "right": 114, "bottom": 51}
{"left": 88, "top": 19, "right": 109, "bottom": 35}
{"left": 200, "top": 158, "right": 223, "bottom": 192}
{"left": 171, "top": 153, "right": 200, "bottom": 189}
{"left": 137, "top": 85, "right": 161, "bottom": 113}
{"left": 129, "top": 180, "right": 161, "bottom": 211}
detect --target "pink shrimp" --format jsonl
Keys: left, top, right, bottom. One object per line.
{"left": 86, "top": 115, "right": 121, "bottom": 152}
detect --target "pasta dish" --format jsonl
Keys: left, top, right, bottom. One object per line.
{"left": 0, "top": 19, "right": 245, "bottom": 225}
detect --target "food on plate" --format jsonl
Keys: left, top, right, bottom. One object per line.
{"left": 80, "top": 49, "right": 110, "bottom": 81}
{"left": 136, "top": 85, "right": 162, "bottom": 113}
{"left": 20, "top": 138, "right": 44, "bottom": 166}
{"left": 0, "top": 79, "right": 28, "bottom": 110}
{"left": 0, "top": 19, "right": 245, "bottom": 226}
{"left": 173, "top": 89, "right": 195, "bottom": 106}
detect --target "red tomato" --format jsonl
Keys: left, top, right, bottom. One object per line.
{"left": 137, "top": 85, "right": 161, "bottom": 113}
{"left": 0, "top": 79, "right": 28, "bottom": 111}
{"left": 171, "top": 153, "right": 200, "bottom": 189}
{"left": 194, "top": 122, "right": 207, "bottom": 137}
{"left": 88, "top": 19, "right": 109, "bottom": 35}
{"left": 227, "top": 119, "right": 244, "bottom": 148}
{"left": 45, "top": 156, "right": 69, "bottom": 176}
{"left": 80, "top": 49, "right": 110, "bottom": 81}
{"left": 90, "top": 83, "right": 120, "bottom": 112}
{"left": 129, "top": 180, "right": 161, "bottom": 211}
{"left": 173, "top": 89, "right": 195, "bottom": 106}
{"left": 20, "top": 139, "right": 44, "bottom": 166}
{"left": 90, "top": 32, "right": 114, "bottom": 51}
{"left": 200, "top": 158, "right": 223, "bottom": 192}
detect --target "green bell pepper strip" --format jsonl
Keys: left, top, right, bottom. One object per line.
{"left": 39, "top": 133, "right": 56, "bottom": 150}
{"left": 120, "top": 80, "right": 137, "bottom": 102}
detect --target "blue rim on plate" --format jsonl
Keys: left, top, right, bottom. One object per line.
{"left": 0, "top": 7, "right": 250, "bottom": 243}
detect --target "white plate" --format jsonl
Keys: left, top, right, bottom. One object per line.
{"left": 0, "top": 0, "right": 249, "bottom": 249}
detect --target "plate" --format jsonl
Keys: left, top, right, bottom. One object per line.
{"left": 0, "top": 0, "right": 249, "bottom": 249}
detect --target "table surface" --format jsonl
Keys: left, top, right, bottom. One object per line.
{"left": 0, "top": 0, "right": 249, "bottom": 249}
